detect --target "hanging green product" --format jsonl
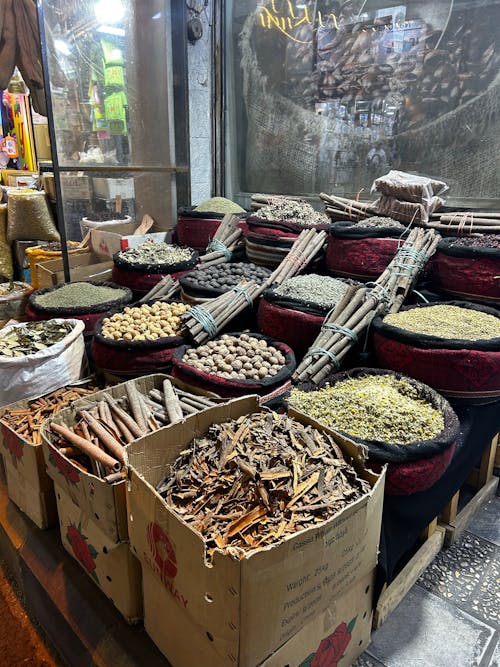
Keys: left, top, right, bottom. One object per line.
{"left": 6, "top": 190, "right": 60, "bottom": 242}
{"left": 104, "top": 91, "right": 127, "bottom": 135}
{"left": 0, "top": 204, "right": 13, "bottom": 280}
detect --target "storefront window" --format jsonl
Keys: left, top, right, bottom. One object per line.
{"left": 224, "top": 1, "right": 500, "bottom": 207}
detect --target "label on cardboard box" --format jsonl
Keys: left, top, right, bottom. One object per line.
{"left": 126, "top": 397, "right": 385, "bottom": 667}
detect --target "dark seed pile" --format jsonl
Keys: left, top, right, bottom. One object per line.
{"left": 450, "top": 235, "right": 500, "bottom": 249}
{"left": 182, "top": 262, "right": 271, "bottom": 291}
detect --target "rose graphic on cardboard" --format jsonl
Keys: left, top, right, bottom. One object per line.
{"left": 66, "top": 522, "right": 99, "bottom": 583}
{"left": 299, "top": 617, "right": 357, "bottom": 667}
{"left": 147, "top": 521, "right": 178, "bottom": 579}
{"left": 2, "top": 426, "right": 24, "bottom": 466}
{"left": 49, "top": 448, "right": 80, "bottom": 484}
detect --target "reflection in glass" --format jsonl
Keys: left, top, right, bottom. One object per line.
{"left": 226, "top": 1, "right": 500, "bottom": 204}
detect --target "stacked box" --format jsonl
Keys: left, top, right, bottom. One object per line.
{"left": 41, "top": 374, "right": 220, "bottom": 621}
{"left": 126, "top": 396, "right": 385, "bottom": 666}
{"left": 0, "top": 398, "right": 58, "bottom": 529}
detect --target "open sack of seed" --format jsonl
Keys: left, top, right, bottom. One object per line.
{"left": 372, "top": 302, "right": 500, "bottom": 403}
{"left": 258, "top": 274, "right": 360, "bottom": 355}
{"left": 433, "top": 236, "right": 500, "bottom": 304}
{"left": 289, "top": 368, "right": 460, "bottom": 496}
{"left": 92, "top": 300, "right": 190, "bottom": 376}
{"left": 172, "top": 332, "right": 296, "bottom": 398}
{"left": 0, "top": 319, "right": 86, "bottom": 406}
{"left": 326, "top": 220, "right": 408, "bottom": 281}
{"left": 111, "top": 241, "right": 198, "bottom": 295}
{"left": 7, "top": 189, "right": 60, "bottom": 242}
{"left": 0, "top": 282, "right": 32, "bottom": 320}
{"left": 26, "top": 281, "right": 133, "bottom": 335}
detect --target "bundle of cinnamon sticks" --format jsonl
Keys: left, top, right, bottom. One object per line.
{"left": 197, "top": 213, "right": 244, "bottom": 268}
{"left": 138, "top": 275, "right": 181, "bottom": 304}
{"left": 294, "top": 228, "right": 440, "bottom": 383}
{"left": 182, "top": 228, "right": 328, "bottom": 344}
{"left": 48, "top": 380, "right": 219, "bottom": 483}
{"left": 320, "top": 193, "right": 376, "bottom": 222}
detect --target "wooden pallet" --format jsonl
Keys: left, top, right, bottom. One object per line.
{"left": 373, "top": 518, "right": 445, "bottom": 630}
{"left": 439, "top": 432, "right": 499, "bottom": 548}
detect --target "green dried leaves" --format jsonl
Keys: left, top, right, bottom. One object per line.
{"left": 0, "top": 320, "right": 73, "bottom": 357}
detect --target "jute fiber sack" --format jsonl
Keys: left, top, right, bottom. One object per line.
{"left": 7, "top": 190, "right": 60, "bottom": 242}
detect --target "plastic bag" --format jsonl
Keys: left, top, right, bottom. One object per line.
{"left": 372, "top": 170, "right": 448, "bottom": 205}
{"left": 7, "top": 189, "right": 60, "bottom": 242}
{"left": 0, "top": 319, "right": 86, "bottom": 406}
{"left": 0, "top": 204, "right": 13, "bottom": 279}
{"left": 375, "top": 195, "right": 444, "bottom": 224}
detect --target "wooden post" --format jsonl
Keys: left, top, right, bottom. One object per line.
{"left": 477, "top": 433, "right": 498, "bottom": 488}
{"left": 441, "top": 491, "right": 460, "bottom": 524}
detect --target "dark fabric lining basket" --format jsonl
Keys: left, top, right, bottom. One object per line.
{"left": 28, "top": 281, "right": 133, "bottom": 316}
{"left": 247, "top": 215, "right": 330, "bottom": 234}
{"left": 372, "top": 301, "right": 500, "bottom": 352}
{"left": 113, "top": 248, "right": 199, "bottom": 274}
{"left": 437, "top": 237, "right": 500, "bottom": 260}
{"left": 178, "top": 207, "right": 247, "bottom": 220}
{"left": 291, "top": 367, "right": 459, "bottom": 464}
{"left": 172, "top": 332, "right": 296, "bottom": 395}
{"left": 329, "top": 220, "right": 410, "bottom": 239}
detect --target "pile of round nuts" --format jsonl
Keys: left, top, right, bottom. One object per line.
{"left": 101, "top": 302, "right": 190, "bottom": 341}
{"left": 182, "top": 333, "right": 286, "bottom": 380}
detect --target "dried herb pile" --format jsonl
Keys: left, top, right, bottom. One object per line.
{"left": 273, "top": 274, "right": 350, "bottom": 309}
{"left": 0, "top": 281, "right": 28, "bottom": 296}
{"left": 1, "top": 385, "right": 100, "bottom": 445}
{"left": 194, "top": 197, "right": 245, "bottom": 214}
{"left": 32, "top": 282, "right": 128, "bottom": 309}
{"left": 384, "top": 305, "right": 500, "bottom": 340}
{"left": 49, "top": 379, "right": 218, "bottom": 483}
{"left": 117, "top": 241, "right": 193, "bottom": 266}
{"left": 257, "top": 199, "right": 329, "bottom": 227}
{"left": 157, "top": 412, "right": 370, "bottom": 559}
{"left": 289, "top": 375, "right": 444, "bottom": 444}
{"left": 449, "top": 235, "right": 500, "bottom": 249}
{"left": 0, "top": 320, "right": 74, "bottom": 357}
{"left": 356, "top": 216, "right": 406, "bottom": 231}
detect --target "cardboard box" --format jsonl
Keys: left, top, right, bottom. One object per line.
{"left": 1, "top": 169, "right": 38, "bottom": 188}
{"left": 0, "top": 400, "right": 53, "bottom": 494}
{"left": 4, "top": 458, "right": 57, "bottom": 529}
{"left": 143, "top": 566, "right": 374, "bottom": 667}
{"left": 93, "top": 177, "right": 135, "bottom": 200}
{"left": 60, "top": 174, "right": 91, "bottom": 200}
{"left": 55, "top": 484, "right": 142, "bottom": 623}
{"left": 35, "top": 253, "right": 113, "bottom": 289}
{"left": 126, "top": 397, "right": 384, "bottom": 667}
{"left": 90, "top": 223, "right": 171, "bottom": 259}
{"left": 41, "top": 374, "right": 221, "bottom": 544}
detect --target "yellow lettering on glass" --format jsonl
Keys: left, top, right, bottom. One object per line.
{"left": 257, "top": 2, "right": 339, "bottom": 44}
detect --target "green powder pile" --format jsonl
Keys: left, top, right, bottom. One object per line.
{"left": 274, "top": 274, "right": 350, "bottom": 308}
{"left": 289, "top": 375, "right": 444, "bottom": 444}
{"left": 194, "top": 197, "right": 245, "bottom": 214}
{"left": 384, "top": 305, "right": 500, "bottom": 340}
{"left": 33, "top": 282, "right": 128, "bottom": 309}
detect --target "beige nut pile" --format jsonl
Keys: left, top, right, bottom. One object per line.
{"left": 101, "top": 302, "right": 190, "bottom": 341}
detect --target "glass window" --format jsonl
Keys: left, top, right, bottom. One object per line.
{"left": 224, "top": 1, "right": 500, "bottom": 207}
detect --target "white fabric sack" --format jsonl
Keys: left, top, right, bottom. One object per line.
{"left": 0, "top": 319, "right": 87, "bottom": 406}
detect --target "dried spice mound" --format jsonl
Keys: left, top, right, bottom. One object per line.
{"left": 194, "top": 196, "right": 245, "bottom": 214}
{"left": 356, "top": 216, "right": 406, "bottom": 231}
{"left": 117, "top": 241, "right": 192, "bottom": 265}
{"left": 157, "top": 412, "right": 370, "bottom": 560}
{"left": 274, "top": 274, "right": 350, "bottom": 308}
{"left": 0, "top": 320, "right": 74, "bottom": 357}
{"left": 0, "top": 281, "right": 27, "bottom": 296}
{"left": 289, "top": 375, "right": 444, "bottom": 444}
{"left": 257, "top": 199, "right": 329, "bottom": 226}
{"left": 384, "top": 305, "right": 500, "bottom": 340}
{"left": 33, "top": 282, "right": 128, "bottom": 309}
{"left": 449, "top": 235, "right": 500, "bottom": 249}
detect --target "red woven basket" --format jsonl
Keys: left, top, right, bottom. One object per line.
{"left": 176, "top": 216, "right": 222, "bottom": 251}
{"left": 257, "top": 298, "right": 323, "bottom": 356}
{"left": 25, "top": 302, "right": 105, "bottom": 336}
{"left": 434, "top": 251, "right": 500, "bottom": 304}
{"left": 326, "top": 235, "right": 401, "bottom": 280}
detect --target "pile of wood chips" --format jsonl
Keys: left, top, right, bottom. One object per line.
{"left": 157, "top": 412, "right": 370, "bottom": 560}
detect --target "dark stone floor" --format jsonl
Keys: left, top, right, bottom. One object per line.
{"left": 354, "top": 496, "right": 500, "bottom": 667}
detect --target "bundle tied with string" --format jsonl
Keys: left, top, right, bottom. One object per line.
{"left": 182, "top": 227, "right": 328, "bottom": 344}
{"left": 197, "top": 213, "right": 245, "bottom": 269}
{"left": 7, "top": 190, "right": 60, "bottom": 242}
{"left": 294, "top": 227, "right": 440, "bottom": 384}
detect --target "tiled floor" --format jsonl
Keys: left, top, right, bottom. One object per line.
{"left": 354, "top": 495, "right": 500, "bottom": 667}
